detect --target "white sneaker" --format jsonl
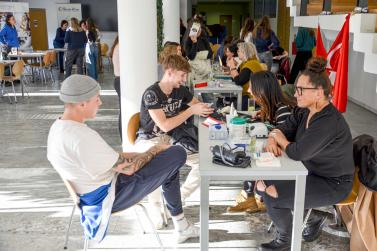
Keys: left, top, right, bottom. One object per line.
{"left": 175, "top": 222, "right": 200, "bottom": 244}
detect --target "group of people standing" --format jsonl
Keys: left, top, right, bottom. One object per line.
{"left": 53, "top": 17, "right": 101, "bottom": 80}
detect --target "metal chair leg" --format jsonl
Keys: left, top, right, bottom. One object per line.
{"left": 161, "top": 197, "right": 168, "bottom": 227}
{"left": 138, "top": 204, "right": 165, "bottom": 251}
{"left": 267, "top": 221, "right": 274, "bottom": 233}
{"left": 63, "top": 204, "right": 76, "bottom": 249}
{"left": 11, "top": 81, "right": 17, "bottom": 103}
{"left": 134, "top": 206, "right": 147, "bottom": 234}
{"left": 83, "top": 237, "right": 89, "bottom": 251}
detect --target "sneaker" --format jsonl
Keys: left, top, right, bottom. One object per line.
{"left": 227, "top": 196, "right": 259, "bottom": 213}
{"left": 302, "top": 216, "right": 327, "bottom": 242}
{"left": 354, "top": 7, "right": 368, "bottom": 13}
{"left": 260, "top": 238, "right": 291, "bottom": 251}
{"left": 175, "top": 222, "right": 200, "bottom": 244}
{"left": 320, "top": 11, "right": 332, "bottom": 15}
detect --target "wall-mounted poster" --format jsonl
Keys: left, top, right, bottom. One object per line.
{"left": 56, "top": 3, "right": 82, "bottom": 25}
{"left": 0, "top": 2, "right": 31, "bottom": 50}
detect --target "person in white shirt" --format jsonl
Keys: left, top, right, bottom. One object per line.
{"left": 47, "top": 74, "right": 199, "bottom": 244}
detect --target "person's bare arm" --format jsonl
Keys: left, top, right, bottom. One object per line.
{"left": 148, "top": 103, "right": 213, "bottom": 133}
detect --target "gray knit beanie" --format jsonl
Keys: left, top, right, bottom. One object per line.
{"left": 60, "top": 75, "right": 101, "bottom": 103}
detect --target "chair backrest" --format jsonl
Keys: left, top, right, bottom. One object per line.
{"left": 62, "top": 178, "right": 79, "bottom": 206}
{"left": 101, "top": 43, "right": 109, "bottom": 56}
{"left": 336, "top": 167, "right": 360, "bottom": 206}
{"left": 49, "top": 51, "right": 57, "bottom": 65}
{"left": 127, "top": 112, "right": 140, "bottom": 145}
{"left": 0, "top": 63, "right": 4, "bottom": 80}
{"left": 12, "top": 60, "right": 25, "bottom": 79}
{"left": 42, "top": 52, "right": 51, "bottom": 65}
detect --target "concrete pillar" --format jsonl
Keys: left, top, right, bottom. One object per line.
{"left": 180, "top": 0, "right": 192, "bottom": 26}
{"left": 117, "top": 0, "right": 157, "bottom": 149}
{"left": 163, "top": 0, "right": 180, "bottom": 44}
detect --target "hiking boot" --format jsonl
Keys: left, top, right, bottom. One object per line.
{"left": 227, "top": 196, "right": 259, "bottom": 213}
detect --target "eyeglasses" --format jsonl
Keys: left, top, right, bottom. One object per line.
{"left": 294, "top": 86, "right": 318, "bottom": 96}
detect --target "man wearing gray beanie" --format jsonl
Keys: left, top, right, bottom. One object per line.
{"left": 47, "top": 75, "right": 197, "bottom": 244}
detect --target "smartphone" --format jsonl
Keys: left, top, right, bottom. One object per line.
{"left": 189, "top": 22, "right": 201, "bottom": 37}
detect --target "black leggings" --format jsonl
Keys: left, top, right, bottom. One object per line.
{"left": 260, "top": 174, "right": 353, "bottom": 242}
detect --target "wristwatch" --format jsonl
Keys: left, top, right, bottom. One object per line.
{"left": 230, "top": 68, "right": 237, "bottom": 71}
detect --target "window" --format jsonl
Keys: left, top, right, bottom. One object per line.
{"left": 253, "top": 0, "right": 277, "bottom": 19}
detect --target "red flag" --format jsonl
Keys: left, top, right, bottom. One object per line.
{"left": 316, "top": 24, "right": 327, "bottom": 59}
{"left": 327, "top": 14, "right": 350, "bottom": 113}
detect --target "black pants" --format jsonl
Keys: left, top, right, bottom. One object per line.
{"left": 112, "top": 146, "right": 186, "bottom": 215}
{"left": 357, "top": 0, "right": 368, "bottom": 7}
{"left": 113, "top": 76, "right": 122, "bottom": 141}
{"left": 260, "top": 174, "right": 353, "bottom": 242}
{"left": 65, "top": 48, "right": 85, "bottom": 79}
{"left": 289, "top": 51, "right": 312, "bottom": 84}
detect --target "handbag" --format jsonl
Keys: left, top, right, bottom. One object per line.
{"left": 169, "top": 123, "right": 198, "bottom": 153}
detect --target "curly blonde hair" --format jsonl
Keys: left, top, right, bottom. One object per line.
{"left": 237, "top": 42, "right": 259, "bottom": 61}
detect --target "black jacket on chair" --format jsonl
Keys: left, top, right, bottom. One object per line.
{"left": 353, "top": 134, "right": 377, "bottom": 191}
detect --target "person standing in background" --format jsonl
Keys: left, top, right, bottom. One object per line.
{"left": 289, "top": 27, "right": 316, "bottom": 84}
{"left": 252, "top": 16, "right": 280, "bottom": 71}
{"left": 240, "top": 18, "right": 254, "bottom": 43}
{"left": 111, "top": 36, "right": 121, "bottom": 140}
{"left": 85, "top": 18, "right": 99, "bottom": 80}
{"left": 0, "top": 14, "right": 19, "bottom": 57}
{"left": 53, "top": 20, "right": 68, "bottom": 73}
{"left": 64, "top": 17, "right": 87, "bottom": 79}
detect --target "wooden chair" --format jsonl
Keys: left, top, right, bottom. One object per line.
{"left": 30, "top": 51, "right": 55, "bottom": 84}
{"left": 62, "top": 178, "right": 165, "bottom": 251}
{"left": 100, "top": 43, "right": 112, "bottom": 72}
{"left": 1, "top": 60, "right": 27, "bottom": 103}
{"left": 127, "top": 112, "right": 140, "bottom": 145}
{"left": 260, "top": 63, "right": 268, "bottom": 71}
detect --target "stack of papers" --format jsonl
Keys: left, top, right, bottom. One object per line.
{"left": 253, "top": 152, "right": 281, "bottom": 167}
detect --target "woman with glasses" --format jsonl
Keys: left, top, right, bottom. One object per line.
{"left": 227, "top": 71, "right": 296, "bottom": 214}
{"left": 258, "top": 57, "right": 354, "bottom": 251}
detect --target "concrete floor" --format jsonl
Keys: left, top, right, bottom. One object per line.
{"left": 1, "top": 70, "right": 375, "bottom": 251}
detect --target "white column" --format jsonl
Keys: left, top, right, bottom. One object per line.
{"left": 163, "top": 0, "right": 180, "bottom": 44}
{"left": 117, "top": 0, "right": 157, "bottom": 149}
{"left": 180, "top": 0, "right": 192, "bottom": 27}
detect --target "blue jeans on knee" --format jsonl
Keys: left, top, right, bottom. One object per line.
{"left": 112, "top": 146, "right": 187, "bottom": 216}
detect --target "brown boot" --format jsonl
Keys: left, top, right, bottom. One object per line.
{"left": 227, "top": 195, "right": 259, "bottom": 213}
{"left": 255, "top": 196, "right": 266, "bottom": 212}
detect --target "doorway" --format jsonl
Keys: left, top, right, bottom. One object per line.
{"left": 220, "top": 15, "right": 232, "bottom": 38}
{"left": 29, "top": 8, "right": 48, "bottom": 50}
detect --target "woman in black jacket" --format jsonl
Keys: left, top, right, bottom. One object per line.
{"left": 182, "top": 18, "right": 212, "bottom": 60}
{"left": 53, "top": 20, "right": 68, "bottom": 73}
{"left": 258, "top": 58, "right": 354, "bottom": 251}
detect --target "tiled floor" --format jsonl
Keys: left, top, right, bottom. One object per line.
{"left": 0, "top": 70, "right": 374, "bottom": 250}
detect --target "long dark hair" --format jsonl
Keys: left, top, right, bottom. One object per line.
{"left": 6, "top": 14, "right": 14, "bottom": 27}
{"left": 110, "top": 35, "right": 119, "bottom": 58}
{"left": 240, "top": 18, "right": 254, "bottom": 41}
{"left": 253, "top": 16, "right": 271, "bottom": 40}
{"left": 86, "top": 18, "right": 98, "bottom": 41}
{"left": 299, "top": 57, "right": 332, "bottom": 98}
{"left": 250, "top": 71, "right": 296, "bottom": 124}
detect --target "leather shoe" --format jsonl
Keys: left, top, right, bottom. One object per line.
{"left": 302, "top": 216, "right": 327, "bottom": 242}
{"left": 260, "top": 238, "right": 291, "bottom": 251}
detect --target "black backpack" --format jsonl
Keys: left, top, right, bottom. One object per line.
{"left": 353, "top": 134, "right": 377, "bottom": 192}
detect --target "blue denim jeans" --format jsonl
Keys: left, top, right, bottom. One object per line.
{"left": 258, "top": 51, "right": 273, "bottom": 71}
{"left": 86, "top": 44, "right": 98, "bottom": 80}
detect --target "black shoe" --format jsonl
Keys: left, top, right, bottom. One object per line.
{"left": 260, "top": 238, "right": 291, "bottom": 251}
{"left": 302, "top": 216, "right": 327, "bottom": 242}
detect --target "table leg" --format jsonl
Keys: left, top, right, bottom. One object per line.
{"left": 291, "top": 175, "right": 306, "bottom": 251}
{"left": 200, "top": 176, "right": 209, "bottom": 251}
{"left": 237, "top": 92, "right": 242, "bottom": 110}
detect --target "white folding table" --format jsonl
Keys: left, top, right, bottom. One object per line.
{"left": 198, "top": 123, "right": 308, "bottom": 251}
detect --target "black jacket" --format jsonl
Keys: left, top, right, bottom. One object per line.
{"left": 353, "top": 134, "right": 377, "bottom": 191}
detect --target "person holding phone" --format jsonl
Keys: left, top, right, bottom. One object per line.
{"left": 183, "top": 18, "right": 212, "bottom": 61}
